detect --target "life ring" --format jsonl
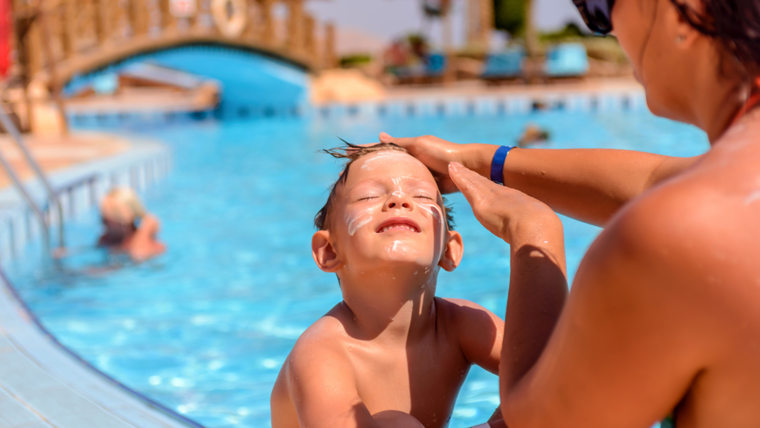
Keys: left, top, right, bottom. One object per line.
{"left": 212, "top": 0, "right": 247, "bottom": 38}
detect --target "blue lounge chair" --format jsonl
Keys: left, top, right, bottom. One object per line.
{"left": 481, "top": 48, "right": 525, "bottom": 83}
{"left": 544, "top": 43, "right": 589, "bottom": 78}
{"left": 425, "top": 53, "right": 446, "bottom": 78}
{"left": 394, "top": 52, "right": 447, "bottom": 84}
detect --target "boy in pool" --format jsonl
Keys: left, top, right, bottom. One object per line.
{"left": 271, "top": 143, "right": 504, "bottom": 427}
{"left": 97, "top": 187, "right": 165, "bottom": 261}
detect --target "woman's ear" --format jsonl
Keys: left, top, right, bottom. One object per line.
{"left": 312, "top": 230, "right": 341, "bottom": 272}
{"left": 670, "top": 0, "right": 703, "bottom": 47}
{"left": 439, "top": 230, "right": 463, "bottom": 272}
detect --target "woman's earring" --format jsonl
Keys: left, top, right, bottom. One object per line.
{"left": 676, "top": 34, "right": 686, "bottom": 43}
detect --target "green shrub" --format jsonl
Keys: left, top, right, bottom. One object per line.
{"left": 339, "top": 53, "right": 373, "bottom": 68}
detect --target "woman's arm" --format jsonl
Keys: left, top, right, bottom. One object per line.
{"left": 379, "top": 133, "right": 701, "bottom": 226}
{"left": 446, "top": 162, "right": 568, "bottom": 394}
{"left": 499, "top": 148, "right": 700, "bottom": 225}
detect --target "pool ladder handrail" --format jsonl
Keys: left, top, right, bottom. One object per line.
{"left": 0, "top": 101, "right": 65, "bottom": 255}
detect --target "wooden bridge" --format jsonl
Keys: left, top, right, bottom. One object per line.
{"left": 3, "top": 0, "right": 336, "bottom": 131}
{"left": 14, "top": 0, "right": 335, "bottom": 81}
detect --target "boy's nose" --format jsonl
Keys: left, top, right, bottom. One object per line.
{"left": 385, "top": 193, "right": 412, "bottom": 210}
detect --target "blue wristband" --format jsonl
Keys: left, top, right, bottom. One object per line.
{"left": 490, "top": 145, "right": 514, "bottom": 185}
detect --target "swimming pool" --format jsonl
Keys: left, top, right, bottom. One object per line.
{"left": 6, "top": 106, "right": 708, "bottom": 427}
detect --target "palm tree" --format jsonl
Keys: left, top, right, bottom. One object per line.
{"left": 421, "top": 0, "right": 453, "bottom": 52}
{"left": 420, "top": 0, "right": 453, "bottom": 81}
{"left": 493, "top": 0, "right": 538, "bottom": 56}
{"left": 524, "top": 0, "right": 538, "bottom": 58}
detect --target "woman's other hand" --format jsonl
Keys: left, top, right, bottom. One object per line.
{"left": 379, "top": 132, "right": 497, "bottom": 193}
{"left": 448, "top": 161, "right": 561, "bottom": 247}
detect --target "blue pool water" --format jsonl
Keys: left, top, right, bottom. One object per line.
{"left": 7, "top": 107, "right": 708, "bottom": 427}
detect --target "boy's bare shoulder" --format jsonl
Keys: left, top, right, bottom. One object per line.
{"left": 289, "top": 303, "right": 353, "bottom": 364}
{"left": 272, "top": 304, "right": 371, "bottom": 427}
{"left": 277, "top": 303, "right": 357, "bottom": 399}
{"left": 435, "top": 298, "right": 503, "bottom": 372}
{"left": 435, "top": 297, "right": 502, "bottom": 342}
{"left": 435, "top": 297, "right": 500, "bottom": 323}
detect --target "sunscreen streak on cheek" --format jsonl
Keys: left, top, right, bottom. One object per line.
{"left": 419, "top": 203, "right": 445, "bottom": 257}
{"left": 345, "top": 211, "right": 373, "bottom": 236}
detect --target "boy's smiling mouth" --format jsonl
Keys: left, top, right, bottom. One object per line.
{"left": 375, "top": 217, "right": 421, "bottom": 233}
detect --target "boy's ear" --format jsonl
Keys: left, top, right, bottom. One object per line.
{"left": 312, "top": 230, "right": 341, "bottom": 272}
{"left": 438, "top": 230, "right": 463, "bottom": 272}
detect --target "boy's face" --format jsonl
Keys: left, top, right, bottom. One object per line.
{"left": 312, "top": 150, "right": 462, "bottom": 275}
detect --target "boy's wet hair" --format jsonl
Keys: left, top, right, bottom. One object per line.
{"left": 314, "top": 141, "right": 454, "bottom": 230}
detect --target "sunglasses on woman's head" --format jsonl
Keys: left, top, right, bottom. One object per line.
{"left": 573, "top": 0, "right": 615, "bottom": 34}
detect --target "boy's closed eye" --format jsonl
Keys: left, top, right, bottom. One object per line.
{"left": 355, "top": 193, "right": 435, "bottom": 202}
{"left": 356, "top": 195, "right": 380, "bottom": 202}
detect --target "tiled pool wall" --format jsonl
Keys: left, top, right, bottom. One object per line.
{"left": 0, "top": 138, "right": 171, "bottom": 265}
{"left": 315, "top": 89, "right": 647, "bottom": 120}
{"left": 66, "top": 88, "right": 647, "bottom": 126}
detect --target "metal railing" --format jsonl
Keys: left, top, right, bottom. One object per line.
{"left": 0, "top": 102, "right": 65, "bottom": 254}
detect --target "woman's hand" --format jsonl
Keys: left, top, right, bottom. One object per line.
{"left": 379, "top": 132, "right": 497, "bottom": 193}
{"left": 448, "top": 162, "right": 561, "bottom": 246}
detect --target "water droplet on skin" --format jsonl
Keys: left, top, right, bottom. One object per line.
{"left": 744, "top": 189, "right": 760, "bottom": 205}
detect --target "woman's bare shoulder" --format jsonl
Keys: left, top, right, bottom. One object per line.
{"left": 591, "top": 159, "right": 757, "bottom": 300}
{"left": 608, "top": 167, "right": 730, "bottom": 253}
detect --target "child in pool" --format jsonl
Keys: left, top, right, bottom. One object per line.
{"left": 97, "top": 187, "right": 165, "bottom": 261}
{"left": 271, "top": 143, "right": 505, "bottom": 428}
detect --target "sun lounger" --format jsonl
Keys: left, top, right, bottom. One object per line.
{"left": 544, "top": 43, "right": 589, "bottom": 79}
{"left": 394, "top": 52, "right": 447, "bottom": 84}
{"left": 481, "top": 48, "right": 525, "bottom": 83}
{"left": 425, "top": 53, "right": 446, "bottom": 79}
{"left": 120, "top": 63, "right": 208, "bottom": 90}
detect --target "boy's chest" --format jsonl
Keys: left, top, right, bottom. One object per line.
{"left": 349, "top": 339, "right": 470, "bottom": 427}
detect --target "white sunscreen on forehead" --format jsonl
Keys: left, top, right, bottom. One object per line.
{"left": 359, "top": 151, "right": 423, "bottom": 170}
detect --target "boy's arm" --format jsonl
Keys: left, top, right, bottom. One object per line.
{"left": 443, "top": 298, "right": 504, "bottom": 374}
{"left": 442, "top": 299, "right": 505, "bottom": 428}
{"left": 286, "top": 340, "right": 424, "bottom": 428}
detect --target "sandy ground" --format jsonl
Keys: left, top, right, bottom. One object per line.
{"left": 310, "top": 69, "right": 641, "bottom": 104}
{"left": 0, "top": 133, "right": 129, "bottom": 189}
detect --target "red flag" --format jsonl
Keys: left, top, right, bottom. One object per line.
{"left": 0, "top": 0, "right": 11, "bottom": 78}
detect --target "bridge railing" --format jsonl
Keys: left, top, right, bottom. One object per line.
{"left": 13, "top": 0, "right": 335, "bottom": 86}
